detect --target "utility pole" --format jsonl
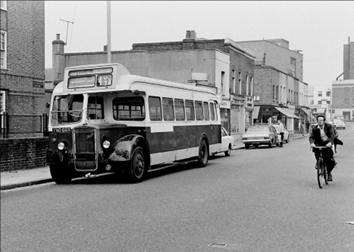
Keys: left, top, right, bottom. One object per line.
{"left": 60, "top": 19, "right": 74, "bottom": 45}
{"left": 107, "top": 1, "right": 111, "bottom": 63}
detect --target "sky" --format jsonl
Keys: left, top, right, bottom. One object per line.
{"left": 45, "top": 1, "right": 354, "bottom": 87}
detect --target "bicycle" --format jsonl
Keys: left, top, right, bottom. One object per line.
{"left": 312, "top": 146, "right": 329, "bottom": 189}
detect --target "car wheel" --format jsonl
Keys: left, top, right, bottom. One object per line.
{"left": 224, "top": 144, "right": 231, "bottom": 156}
{"left": 245, "top": 144, "right": 250, "bottom": 149}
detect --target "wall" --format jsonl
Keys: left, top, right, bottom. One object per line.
{"left": 0, "top": 137, "right": 48, "bottom": 171}
{"left": 235, "top": 40, "right": 303, "bottom": 81}
{"left": 0, "top": 1, "right": 45, "bottom": 137}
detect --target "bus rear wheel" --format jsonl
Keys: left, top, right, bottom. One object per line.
{"left": 197, "top": 139, "right": 208, "bottom": 167}
{"left": 127, "top": 146, "right": 147, "bottom": 183}
{"left": 50, "top": 164, "right": 73, "bottom": 184}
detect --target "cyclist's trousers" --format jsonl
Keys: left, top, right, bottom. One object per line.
{"left": 313, "top": 148, "right": 335, "bottom": 174}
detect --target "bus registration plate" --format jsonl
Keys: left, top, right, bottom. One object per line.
{"left": 53, "top": 127, "right": 71, "bottom": 133}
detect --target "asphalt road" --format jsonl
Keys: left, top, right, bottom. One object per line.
{"left": 1, "top": 123, "right": 354, "bottom": 252}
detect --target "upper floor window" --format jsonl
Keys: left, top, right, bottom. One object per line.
{"left": 221, "top": 71, "right": 225, "bottom": 96}
{"left": 326, "top": 91, "right": 330, "bottom": 96}
{"left": 1, "top": 30, "right": 7, "bottom": 69}
{"left": 238, "top": 72, "right": 242, "bottom": 95}
{"left": 318, "top": 91, "right": 322, "bottom": 97}
{"left": 0, "top": 90, "right": 5, "bottom": 114}
{"left": 231, "top": 70, "right": 236, "bottom": 94}
{"left": 0, "top": 0, "right": 7, "bottom": 10}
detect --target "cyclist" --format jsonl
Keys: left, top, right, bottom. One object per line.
{"left": 309, "top": 115, "right": 337, "bottom": 181}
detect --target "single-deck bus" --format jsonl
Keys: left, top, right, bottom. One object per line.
{"left": 47, "top": 63, "right": 222, "bottom": 183}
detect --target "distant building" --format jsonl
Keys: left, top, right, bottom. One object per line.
{"left": 235, "top": 39, "right": 310, "bottom": 133}
{"left": 0, "top": 1, "right": 45, "bottom": 138}
{"left": 308, "top": 85, "right": 332, "bottom": 122}
{"left": 332, "top": 80, "right": 354, "bottom": 121}
{"left": 331, "top": 39, "right": 354, "bottom": 121}
{"left": 343, "top": 40, "right": 354, "bottom": 80}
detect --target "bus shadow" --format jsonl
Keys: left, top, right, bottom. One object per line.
{"left": 70, "top": 161, "right": 206, "bottom": 185}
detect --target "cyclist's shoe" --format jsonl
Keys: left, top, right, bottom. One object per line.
{"left": 328, "top": 173, "right": 333, "bottom": 181}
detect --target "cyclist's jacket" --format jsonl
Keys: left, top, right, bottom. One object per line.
{"left": 309, "top": 123, "right": 335, "bottom": 146}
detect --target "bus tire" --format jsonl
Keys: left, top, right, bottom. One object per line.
{"left": 127, "top": 146, "right": 147, "bottom": 183}
{"left": 197, "top": 139, "right": 209, "bottom": 167}
{"left": 50, "top": 164, "right": 72, "bottom": 184}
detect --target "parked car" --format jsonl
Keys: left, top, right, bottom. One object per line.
{"left": 333, "top": 119, "right": 345, "bottom": 129}
{"left": 220, "top": 127, "right": 234, "bottom": 156}
{"left": 242, "top": 124, "right": 279, "bottom": 149}
{"left": 272, "top": 124, "right": 290, "bottom": 143}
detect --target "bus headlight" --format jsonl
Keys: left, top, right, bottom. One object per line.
{"left": 58, "top": 142, "right": 65, "bottom": 150}
{"left": 102, "top": 140, "right": 110, "bottom": 149}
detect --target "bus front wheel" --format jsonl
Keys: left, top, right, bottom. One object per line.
{"left": 127, "top": 146, "right": 147, "bottom": 183}
{"left": 197, "top": 139, "right": 209, "bottom": 167}
{"left": 50, "top": 164, "right": 73, "bottom": 184}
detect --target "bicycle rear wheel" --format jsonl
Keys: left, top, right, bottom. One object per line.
{"left": 317, "top": 159, "right": 325, "bottom": 189}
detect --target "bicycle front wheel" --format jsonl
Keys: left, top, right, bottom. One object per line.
{"left": 317, "top": 160, "right": 325, "bottom": 189}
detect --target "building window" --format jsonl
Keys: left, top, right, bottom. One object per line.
{"left": 318, "top": 91, "right": 322, "bottom": 97}
{"left": 245, "top": 75, "right": 249, "bottom": 95}
{"left": 318, "top": 101, "right": 321, "bottom": 105}
{"left": 231, "top": 70, "right": 235, "bottom": 94}
{"left": 0, "top": 90, "right": 5, "bottom": 113}
{"left": 344, "top": 98, "right": 349, "bottom": 106}
{"left": 326, "top": 100, "right": 330, "bottom": 104}
{"left": 1, "top": 30, "right": 7, "bottom": 69}
{"left": 326, "top": 91, "right": 330, "bottom": 96}
{"left": 221, "top": 71, "right": 225, "bottom": 96}
{"left": 238, "top": 72, "right": 242, "bottom": 95}
{"left": 250, "top": 77, "right": 254, "bottom": 96}
{"left": 0, "top": 0, "right": 7, "bottom": 10}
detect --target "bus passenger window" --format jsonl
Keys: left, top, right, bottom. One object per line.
{"left": 162, "top": 97, "right": 174, "bottom": 121}
{"left": 148, "top": 96, "right": 162, "bottom": 121}
{"left": 175, "top": 99, "right": 185, "bottom": 121}
{"left": 210, "top": 102, "right": 215, "bottom": 121}
{"left": 195, "top": 101, "right": 203, "bottom": 121}
{"left": 203, "top": 102, "right": 209, "bottom": 121}
{"left": 185, "top": 100, "right": 195, "bottom": 121}
{"left": 88, "top": 96, "right": 104, "bottom": 119}
{"left": 113, "top": 96, "right": 145, "bottom": 120}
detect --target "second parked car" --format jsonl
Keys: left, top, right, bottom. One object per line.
{"left": 242, "top": 124, "right": 279, "bottom": 149}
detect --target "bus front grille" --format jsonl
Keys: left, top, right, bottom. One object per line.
{"left": 74, "top": 128, "right": 97, "bottom": 171}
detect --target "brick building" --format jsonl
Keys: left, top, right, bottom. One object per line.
{"left": 331, "top": 80, "right": 354, "bottom": 121}
{"left": 234, "top": 39, "right": 310, "bottom": 132}
{"left": 331, "top": 39, "right": 354, "bottom": 121}
{"left": 0, "top": 1, "right": 45, "bottom": 138}
{"left": 48, "top": 30, "right": 255, "bottom": 141}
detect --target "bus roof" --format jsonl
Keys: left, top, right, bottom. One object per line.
{"left": 54, "top": 63, "right": 216, "bottom": 97}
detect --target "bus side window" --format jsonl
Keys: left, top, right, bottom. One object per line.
{"left": 162, "top": 97, "right": 174, "bottom": 121}
{"left": 210, "top": 102, "right": 215, "bottom": 121}
{"left": 195, "top": 101, "right": 203, "bottom": 121}
{"left": 185, "top": 100, "right": 195, "bottom": 121}
{"left": 203, "top": 102, "right": 209, "bottom": 121}
{"left": 148, "top": 96, "right": 162, "bottom": 121}
{"left": 175, "top": 99, "right": 185, "bottom": 121}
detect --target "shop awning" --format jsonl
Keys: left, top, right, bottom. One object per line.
{"left": 301, "top": 107, "right": 311, "bottom": 117}
{"left": 252, "top": 106, "right": 260, "bottom": 119}
{"left": 275, "top": 107, "right": 299, "bottom": 119}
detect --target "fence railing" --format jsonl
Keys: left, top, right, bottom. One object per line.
{"left": 0, "top": 113, "right": 48, "bottom": 138}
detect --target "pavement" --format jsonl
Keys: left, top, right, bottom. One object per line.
{"left": 0, "top": 133, "right": 309, "bottom": 191}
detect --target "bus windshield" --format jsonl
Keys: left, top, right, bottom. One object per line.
{"left": 51, "top": 94, "right": 84, "bottom": 125}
